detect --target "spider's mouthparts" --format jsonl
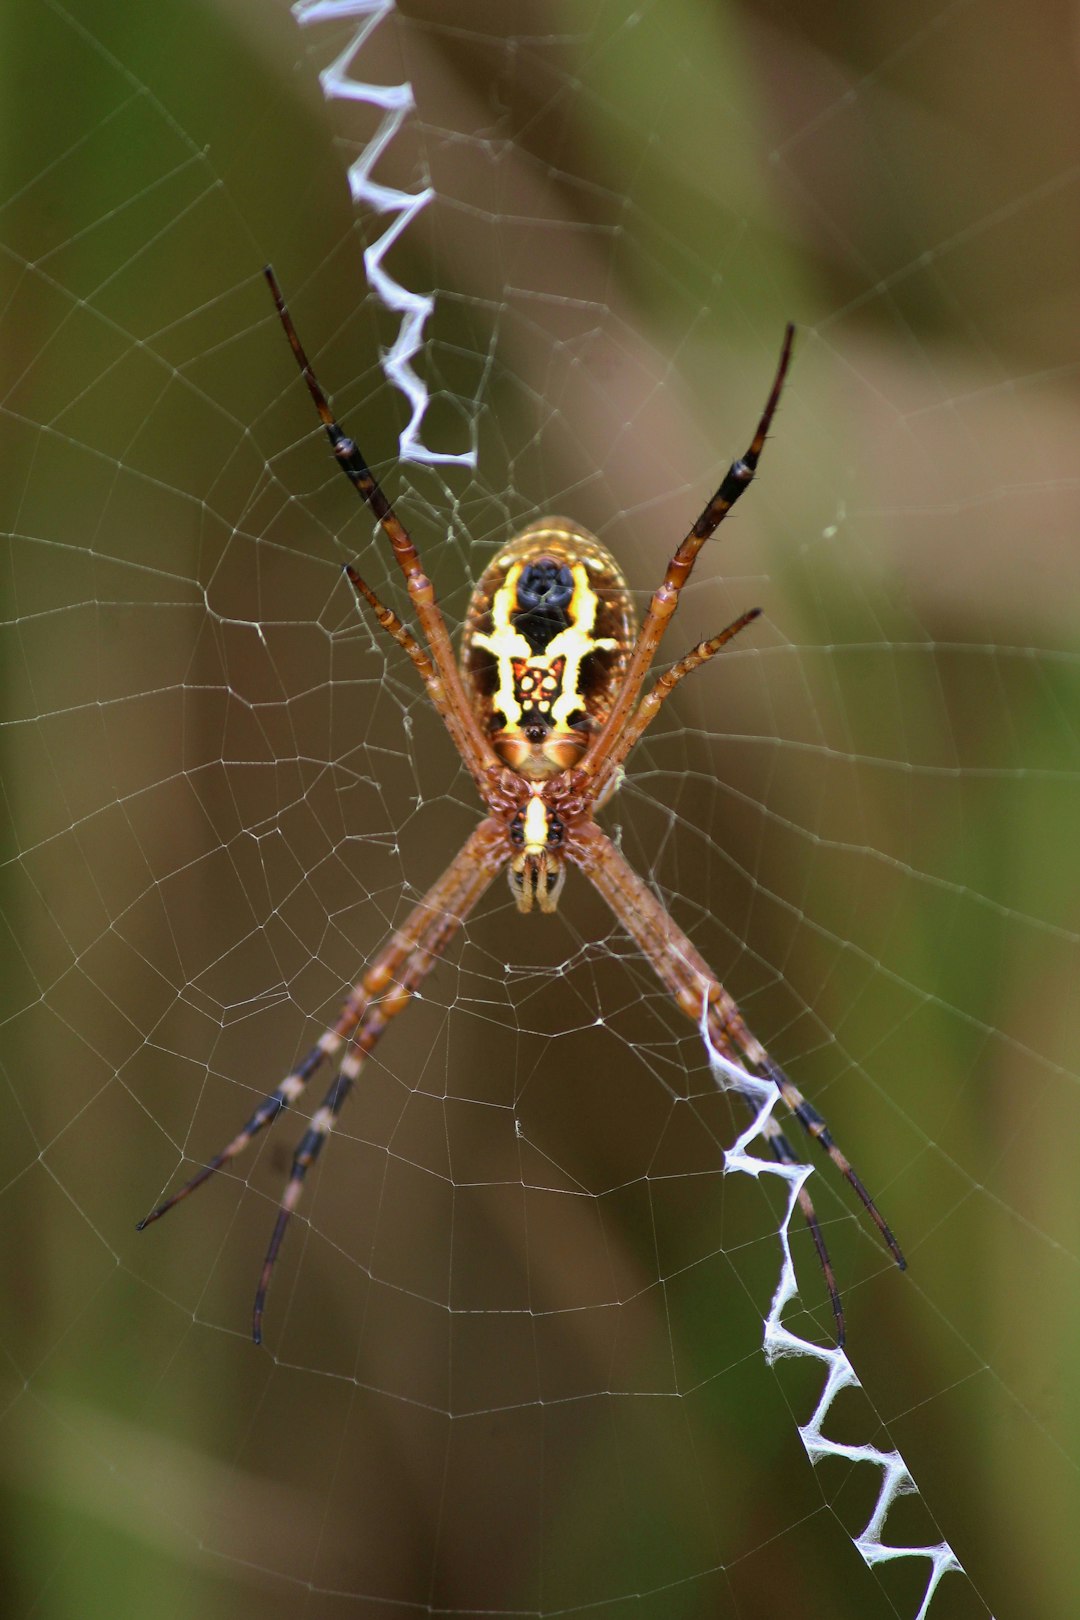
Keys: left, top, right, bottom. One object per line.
{"left": 509, "top": 850, "right": 566, "bottom": 915}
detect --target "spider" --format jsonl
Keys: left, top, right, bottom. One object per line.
{"left": 139, "top": 268, "right": 906, "bottom": 1345}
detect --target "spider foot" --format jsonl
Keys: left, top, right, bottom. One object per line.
{"left": 762, "top": 1057, "right": 907, "bottom": 1272}
{"left": 136, "top": 1041, "right": 335, "bottom": 1231}
{"left": 137, "top": 1092, "right": 290, "bottom": 1229}
{"left": 250, "top": 1070, "right": 354, "bottom": 1343}
{"left": 767, "top": 1124, "right": 846, "bottom": 1347}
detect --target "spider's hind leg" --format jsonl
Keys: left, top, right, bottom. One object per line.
{"left": 251, "top": 1061, "right": 357, "bottom": 1343}
{"left": 136, "top": 1043, "right": 330, "bottom": 1229}
{"left": 759, "top": 1112, "right": 846, "bottom": 1347}
{"left": 139, "top": 819, "right": 508, "bottom": 1342}
{"left": 708, "top": 994, "right": 906, "bottom": 1276}
{"left": 759, "top": 1054, "right": 907, "bottom": 1274}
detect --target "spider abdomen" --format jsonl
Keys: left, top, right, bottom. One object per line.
{"left": 460, "top": 518, "right": 637, "bottom": 778}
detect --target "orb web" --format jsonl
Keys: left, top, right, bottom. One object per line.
{"left": 2, "top": 2, "right": 1077, "bottom": 1616}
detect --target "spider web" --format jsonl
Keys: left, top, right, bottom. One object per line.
{"left": 3, "top": 2, "right": 1078, "bottom": 1616}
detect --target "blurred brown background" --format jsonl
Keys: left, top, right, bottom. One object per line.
{"left": 1, "top": 1, "right": 1078, "bottom": 1615}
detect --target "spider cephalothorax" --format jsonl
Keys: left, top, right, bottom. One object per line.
{"left": 139, "top": 269, "right": 906, "bottom": 1346}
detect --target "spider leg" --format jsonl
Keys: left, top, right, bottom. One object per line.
{"left": 264, "top": 267, "right": 497, "bottom": 790}
{"left": 570, "top": 821, "right": 904, "bottom": 1343}
{"left": 755, "top": 1055, "right": 905, "bottom": 1268}
{"left": 140, "top": 818, "right": 507, "bottom": 1336}
{"left": 589, "top": 607, "right": 762, "bottom": 801}
{"left": 251, "top": 1064, "right": 354, "bottom": 1343}
{"left": 762, "top": 1115, "right": 846, "bottom": 1346}
{"left": 343, "top": 562, "right": 474, "bottom": 752}
{"left": 249, "top": 878, "right": 475, "bottom": 1341}
{"left": 583, "top": 325, "right": 793, "bottom": 787}
{"left": 687, "top": 1014, "right": 848, "bottom": 1344}
{"left": 344, "top": 564, "right": 437, "bottom": 687}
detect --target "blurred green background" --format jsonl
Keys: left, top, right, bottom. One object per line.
{"left": 2, "top": 1, "right": 1078, "bottom": 1616}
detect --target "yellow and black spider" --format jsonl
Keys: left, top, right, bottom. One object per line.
{"left": 140, "top": 269, "right": 906, "bottom": 1345}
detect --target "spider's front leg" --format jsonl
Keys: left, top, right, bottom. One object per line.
{"left": 582, "top": 323, "right": 794, "bottom": 789}
{"left": 140, "top": 818, "right": 507, "bottom": 1341}
{"left": 568, "top": 819, "right": 905, "bottom": 1347}
{"left": 264, "top": 267, "right": 499, "bottom": 797}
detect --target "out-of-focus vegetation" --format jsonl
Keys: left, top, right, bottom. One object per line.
{"left": 1, "top": 2, "right": 1078, "bottom": 1616}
